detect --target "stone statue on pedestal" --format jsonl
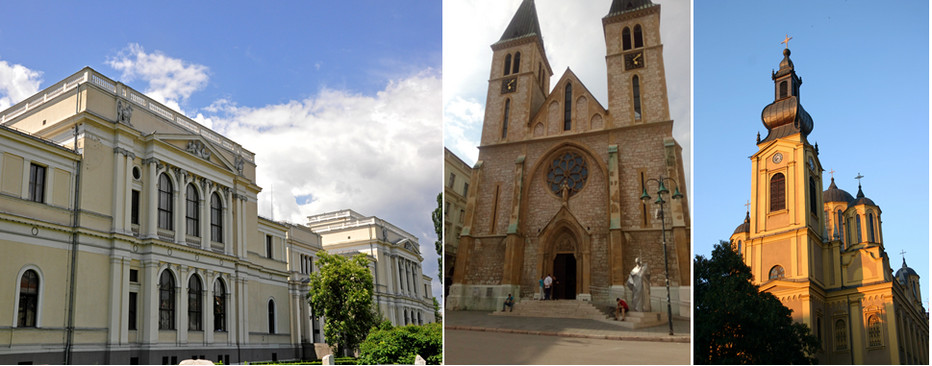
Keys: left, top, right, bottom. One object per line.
{"left": 626, "top": 257, "right": 651, "bottom": 312}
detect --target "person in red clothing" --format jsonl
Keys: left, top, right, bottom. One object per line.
{"left": 615, "top": 297, "right": 629, "bottom": 321}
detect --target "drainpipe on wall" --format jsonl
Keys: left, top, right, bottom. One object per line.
{"left": 64, "top": 83, "right": 83, "bottom": 365}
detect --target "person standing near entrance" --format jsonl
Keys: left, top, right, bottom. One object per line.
{"left": 543, "top": 274, "right": 553, "bottom": 300}
{"left": 538, "top": 277, "right": 544, "bottom": 300}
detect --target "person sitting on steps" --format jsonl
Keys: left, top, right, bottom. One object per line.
{"left": 615, "top": 297, "right": 629, "bottom": 321}
{"left": 503, "top": 293, "right": 515, "bottom": 312}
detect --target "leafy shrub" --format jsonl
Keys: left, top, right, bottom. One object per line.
{"left": 357, "top": 322, "right": 442, "bottom": 365}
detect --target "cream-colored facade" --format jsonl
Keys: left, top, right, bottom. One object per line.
{"left": 306, "top": 210, "right": 436, "bottom": 326}
{"left": 443, "top": 148, "right": 471, "bottom": 296}
{"left": 730, "top": 49, "right": 928, "bottom": 364}
{"left": 0, "top": 68, "right": 326, "bottom": 364}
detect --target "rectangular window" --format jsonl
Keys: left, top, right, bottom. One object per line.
{"left": 128, "top": 292, "right": 137, "bottom": 330}
{"left": 131, "top": 190, "right": 140, "bottom": 225}
{"left": 28, "top": 163, "right": 46, "bottom": 203}
{"left": 463, "top": 182, "right": 469, "bottom": 197}
{"left": 266, "top": 235, "right": 273, "bottom": 259}
{"left": 129, "top": 269, "right": 138, "bottom": 282}
{"left": 448, "top": 173, "right": 456, "bottom": 187}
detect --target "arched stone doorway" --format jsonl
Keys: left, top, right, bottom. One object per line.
{"left": 538, "top": 207, "right": 591, "bottom": 301}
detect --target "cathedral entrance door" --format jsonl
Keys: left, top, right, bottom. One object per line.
{"left": 552, "top": 253, "right": 577, "bottom": 300}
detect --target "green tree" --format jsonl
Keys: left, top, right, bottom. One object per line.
{"left": 358, "top": 321, "right": 442, "bottom": 365}
{"left": 433, "top": 192, "right": 443, "bottom": 283}
{"left": 432, "top": 296, "right": 442, "bottom": 323}
{"left": 307, "top": 251, "right": 378, "bottom": 357}
{"left": 695, "top": 241, "right": 820, "bottom": 364}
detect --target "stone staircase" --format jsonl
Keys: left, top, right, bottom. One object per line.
{"left": 492, "top": 299, "right": 611, "bottom": 320}
{"left": 492, "top": 299, "right": 669, "bottom": 329}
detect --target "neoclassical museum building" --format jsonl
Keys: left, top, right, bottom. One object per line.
{"left": 0, "top": 67, "right": 433, "bottom": 364}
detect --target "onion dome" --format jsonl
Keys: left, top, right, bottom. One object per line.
{"left": 850, "top": 184, "right": 876, "bottom": 207}
{"left": 760, "top": 48, "right": 813, "bottom": 143}
{"left": 733, "top": 211, "right": 750, "bottom": 234}
{"left": 896, "top": 258, "right": 919, "bottom": 284}
{"left": 822, "top": 178, "right": 855, "bottom": 204}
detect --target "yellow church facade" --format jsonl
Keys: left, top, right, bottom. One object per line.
{"left": 730, "top": 48, "right": 928, "bottom": 364}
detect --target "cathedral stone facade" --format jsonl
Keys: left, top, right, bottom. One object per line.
{"left": 729, "top": 48, "right": 928, "bottom": 364}
{"left": 447, "top": 0, "right": 690, "bottom": 316}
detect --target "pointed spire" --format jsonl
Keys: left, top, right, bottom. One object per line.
{"left": 499, "top": 0, "right": 543, "bottom": 43}
{"left": 608, "top": 0, "right": 654, "bottom": 16}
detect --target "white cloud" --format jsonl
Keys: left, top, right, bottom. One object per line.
{"left": 442, "top": 96, "right": 483, "bottom": 166}
{"left": 106, "top": 43, "right": 209, "bottom": 112}
{"left": 0, "top": 59, "right": 42, "bottom": 110}
{"left": 208, "top": 69, "right": 443, "bottom": 292}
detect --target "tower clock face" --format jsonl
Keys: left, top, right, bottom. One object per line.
{"left": 501, "top": 76, "right": 517, "bottom": 94}
{"left": 624, "top": 51, "right": 644, "bottom": 70}
{"left": 772, "top": 153, "right": 783, "bottom": 163}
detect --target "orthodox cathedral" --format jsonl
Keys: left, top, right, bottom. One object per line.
{"left": 447, "top": 0, "right": 690, "bottom": 316}
{"left": 729, "top": 47, "right": 928, "bottom": 364}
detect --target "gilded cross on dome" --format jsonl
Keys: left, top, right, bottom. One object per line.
{"left": 781, "top": 34, "right": 793, "bottom": 49}
{"left": 744, "top": 200, "right": 750, "bottom": 211}
{"left": 828, "top": 169, "right": 836, "bottom": 180}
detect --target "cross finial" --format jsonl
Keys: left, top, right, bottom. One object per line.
{"left": 855, "top": 172, "right": 864, "bottom": 187}
{"left": 781, "top": 34, "right": 793, "bottom": 49}
{"left": 744, "top": 200, "right": 751, "bottom": 211}
{"left": 828, "top": 169, "right": 836, "bottom": 180}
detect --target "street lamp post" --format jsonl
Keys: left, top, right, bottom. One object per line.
{"left": 639, "top": 175, "right": 682, "bottom": 336}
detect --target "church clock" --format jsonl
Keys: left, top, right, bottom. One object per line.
{"left": 501, "top": 76, "right": 517, "bottom": 94}
{"left": 624, "top": 51, "right": 644, "bottom": 70}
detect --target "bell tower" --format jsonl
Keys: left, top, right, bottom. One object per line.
{"left": 480, "top": 0, "right": 553, "bottom": 146}
{"left": 745, "top": 47, "right": 826, "bottom": 284}
{"left": 602, "top": 0, "right": 670, "bottom": 128}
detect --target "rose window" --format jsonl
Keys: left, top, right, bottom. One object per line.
{"left": 546, "top": 152, "right": 588, "bottom": 197}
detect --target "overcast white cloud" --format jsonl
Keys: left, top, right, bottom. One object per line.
{"left": 0, "top": 59, "right": 42, "bottom": 111}
{"left": 106, "top": 43, "right": 210, "bottom": 121}
{"left": 207, "top": 70, "right": 443, "bottom": 296}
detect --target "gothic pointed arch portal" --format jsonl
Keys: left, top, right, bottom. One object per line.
{"left": 538, "top": 206, "right": 591, "bottom": 300}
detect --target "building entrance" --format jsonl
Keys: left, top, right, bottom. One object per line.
{"left": 552, "top": 253, "right": 577, "bottom": 300}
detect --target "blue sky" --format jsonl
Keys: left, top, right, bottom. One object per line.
{"left": 694, "top": 0, "right": 929, "bottom": 305}
{"left": 0, "top": 1, "right": 444, "bottom": 299}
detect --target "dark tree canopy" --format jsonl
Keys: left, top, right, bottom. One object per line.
{"left": 307, "top": 251, "right": 378, "bottom": 357}
{"left": 695, "top": 241, "right": 820, "bottom": 364}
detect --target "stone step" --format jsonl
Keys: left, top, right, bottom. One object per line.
{"left": 492, "top": 300, "right": 611, "bottom": 320}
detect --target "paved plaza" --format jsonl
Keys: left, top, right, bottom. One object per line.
{"left": 444, "top": 310, "right": 691, "bottom": 364}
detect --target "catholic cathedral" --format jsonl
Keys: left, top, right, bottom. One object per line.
{"left": 728, "top": 46, "right": 928, "bottom": 364}
{"left": 447, "top": 0, "right": 690, "bottom": 316}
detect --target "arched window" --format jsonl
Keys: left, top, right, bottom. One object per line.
{"left": 622, "top": 27, "right": 632, "bottom": 50}
{"left": 404, "top": 310, "right": 409, "bottom": 325}
{"left": 737, "top": 240, "right": 742, "bottom": 254}
{"left": 504, "top": 54, "right": 512, "bottom": 76}
{"left": 512, "top": 52, "right": 521, "bottom": 74}
{"left": 836, "top": 209, "right": 845, "bottom": 246}
{"left": 502, "top": 99, "right": 510, "bottom": 139}
{"left": 158, "top": 174, "right": 173, "bottom": 230}
{"left": 868, "top": 315, "right": 882, "bottom": 347}
{"left": 856, "top": 215, "right": 863, "bottom": 243}
{"left": 188, "top": 275, "right": 203, "bottom": 331}
{"left": 835, "top": 319, "right": 847, "bottom": 350}
{"left": 779, "top": 81, "right": 788, "bottom": 99}
{"left": 210, "top": 193, "right": 223, "bottom": 243}
{"left": 633, "top": 24, "right": 643, "bottom": 48}
{"left": 159, "top": 271, "right": 175, "bottom": 330}
{"left": 268, "top": 299, "right": 276, "bottom": 334}
{"left": 214, "top": 279, "right": 226, "bottom": 332}
{"left": 17, "top": 269, "right": 39, "bottom": 327}
{"left": 809, "top": 177, "right": 818, "bottom": 216}
{"left": 770, "top": 173, "right": 785, "bottom": 211}
{"left": 632, "top": 75, "right": 642, "bottom": 120}
{"left": 769, "top": 265, "right": 785, "bottom": 280}
{"left": 186, "top": 184, "right": 199, "bottom": 237}
{"left": 867, "top": 212, "right": 875, "bottom": 242}
{"left": 563, "top": 83, "right": 572, "bottom": 130}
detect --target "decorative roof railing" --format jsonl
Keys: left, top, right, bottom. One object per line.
{"left": 0, "top": 68, "right": 254, "bottom": 163}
